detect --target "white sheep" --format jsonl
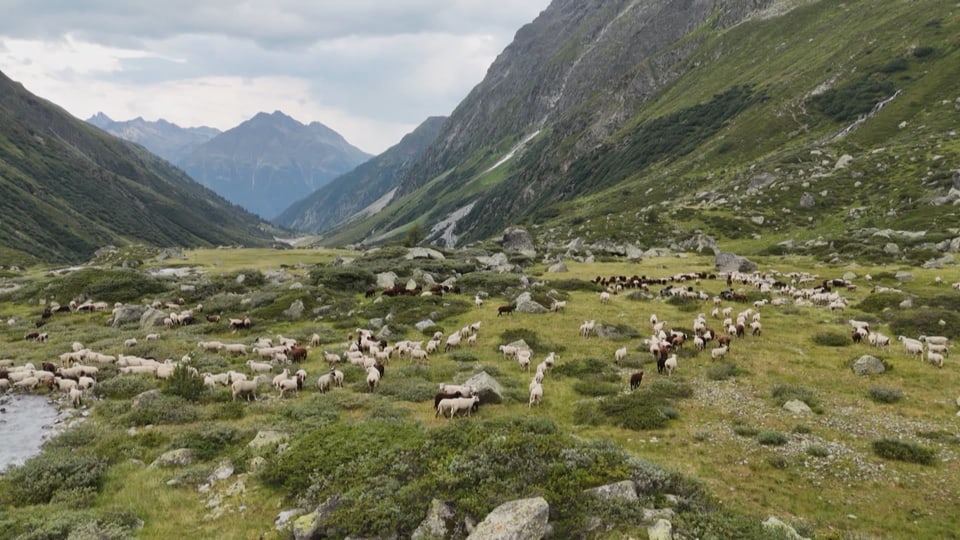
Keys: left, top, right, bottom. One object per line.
{"left": 516, "top": 350, "right": 532, "bottom": 371}
{"left": 927, "top": 343, "right": 948, "bottom": 355}
{"left": 499, "top": 345, "right": 518, "bottom": 359}
{"left": 466, "top": 334, "right": 478, "bottom": 347}
{"left": 310, "top": 333, "right": 321, "bottom": 347}
{"left": 277, "top": 374, "right": 302, "bottom": 398}
{"left": 410, "top": 349, "right": 429, "bottom": 363}
{"left": 247, "top": 360, "right": 273, "bottom": 373}
{"left": 198, "top": 341, "right": 225, "bottom": 352}
{"left": 927, "top": 351, "right": 945, "bottom": 368}
{"left": 436, "top": 395, "right": 481, "bottom": 419}
{"left": 366, "top": 366, "right": 381, "bottom": 392}
{"left": 231, "top": 379, "right": 258, "bottom": 401}
{"left": 123, "top": 338, "right": 138, "bottom": 348}
{"left": 614, "top": 346, "right": 628, "bottom": 365}
{"left": 145, "top": 333, "right": 160, "bottom": 341}
{"left": 323, "top": 351, "right": 343, "bottom": 364}
{"left": 317, "top": 373, "right": 333, "bottom": 393}
{"left": 68, "top": 387, "right": 83, "bottom": 408}
{"left": 898, "top": 336, "right": 924, "bottom": 358}
{"left": 528, "top": 383, "right": 543, "bottom": 408}
{"left": 77, "top": 376, "right": 96, "bottom": 390}
{"left": 664, "top": 354, "right": 678, "bottom": 376}
{"left": 474, "top": 295, "right": 484, "bottom": 308}
{"left": 599, "top": 291, "right": 611, "bottom": 304}
{"left": 438, "top": 383, "right": 475, "bottom": 397}
{"left": 711, "top": 345, "right": 728, "bottom": 361}
{"left": 868, "top": 332, "right": 890, "bottom": 348}
{"left": 331, "top": 369, "right": 344, "bottom": 387}
{"left": 550, "top": 300, "right": 567, "bottom": 312}
{"left": 919, "top": 335, "right": 949, "bottom": 346}
{"left": 272, "top": 369, "right": 291, "bottom": 390}
{"left": 579, "top": 320, "right": 596, "bottom": 337}
{"left": 223, "top": 343, "right": 247, "bottom": 356}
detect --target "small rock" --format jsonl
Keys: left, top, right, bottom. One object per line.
{"left": 647, "top": 518, "right": 673, "bottom": 540}
{"left": 247, "top": 430, "right": 290, "bottom": 451}
{"left": 763, "top": 516, "right": 810, "bottom": 540}
{"left": 546, "top": 260, "right": 568, "bottom": 273}
{"left": 467, "top": 496, "right": 549, "bottom": 540}
{"left": 150, "top": 448, "right": 196, "bottom": 468}
{"left": 800, "top": 192, "right": 815, "bottom": 208}
{"left": 783, "top": 399, "right": 812, "bottom": 414}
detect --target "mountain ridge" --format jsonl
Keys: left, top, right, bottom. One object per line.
{"left": 86, "top": 112, "right": 221, "bottom": 164}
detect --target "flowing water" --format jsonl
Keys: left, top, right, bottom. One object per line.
{"left": 0, "top": 393, "right": 62, "bottom": 471}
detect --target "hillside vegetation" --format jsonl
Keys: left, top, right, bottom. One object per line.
{"left": 322, "top": 0, "right": 960, "bottom": 266}
{"left": 0, "top": 71, "right": 275, "bottom": 265}
{"left": 1, "top": 246, "right": 959, "bottom": 539}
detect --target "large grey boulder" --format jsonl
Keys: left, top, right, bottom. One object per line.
{"left": 283, "top": 299, "right": 304, "bottom": 320}
{"left": 462, "top": 371, "right": 504, "bottom": 405}
{"left": 715, "top": 252, "right": 758, "bottom": 273}
{"left": 499, "top": 227, "right": 535, "bottom": 254}
{"left": 514, "top": 292, "right": 548, "bottom": 314}
{"left": 377, "top": 272, "right": 399, "bottom": 289}
{"left": 851, "top": 355, "right": 886, "bottom": 376}
{"left": 111, "top": 304, "right": 148, "bottom": 328}
{"left": 151, "top": 448, "right": 196, "bottom": 468}
{"left": 546, "top": 260, "right": 568, "bottom": 273}
{"left": 139, "top": 307, "right": 167, "bottom": 329}
{"left": 476, "top": 252, "right": 515, "bottom": 273}
{"left": 131, "top": 389, "right": 162, "bottom": 410}
{"left": 415, "top": 319, "right": 436, "bottom": 331}
{"left": 406, "top": 247, "right": 446, "bottom": 260}
{"left": 467, "top": 496, "right": 549, "bottom": 540}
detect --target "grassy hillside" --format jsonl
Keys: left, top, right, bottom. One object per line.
{"left": 328, "top": 0, "right": 960, "bottom": 264}
{"left": 0, "top": 71, "right": 276, "bottom": 265}
{"left": 1, "top": 247, "right": 959, "bottom": 538}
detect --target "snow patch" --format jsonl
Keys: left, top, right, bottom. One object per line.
{"left": 481, "top": 130, "right": 541, "bottom": 176}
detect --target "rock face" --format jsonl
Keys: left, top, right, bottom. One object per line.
{"left": 412, "top": 499, "right": 460, "bottom": 540}
{"left": 111, "top": 304, "right": 148, "bottom": 328}
{"left": 584, "top": 480, "right": 638, "bottom": 503}
{"left": 514, "top": 292, "right": 549, "bottom": 314}
{"left": 467, "top": 496, "right": 549, "bottom": 540}
{"left": 851, "top": 355, "right": 886, "bottom": 375}
{"left": 463, "top": 371, "right": 505, "bottom": 404}
{"left": 715, "top": 251, "right": 758, "bottom": 273}
{"left": 499, "top": 227, "right": 535, "bottom": 253}
{"left": 406, "top": 247, "right": 446, "bottom": 260}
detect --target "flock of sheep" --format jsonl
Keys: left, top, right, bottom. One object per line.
{"left": 0, "top": 267, "right": 955, "bottom": 427}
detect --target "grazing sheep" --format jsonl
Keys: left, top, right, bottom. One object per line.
{"left": 366, "top": 366, "right": 381, "bottom": 392}
{"left": 124, "top": 338, "right": 138, "bottom": 348}
{"left": 68, "top": 387, "right": 83, "bottom": 408}
{"left": 499, "top": 345, "right": 518, "bottom": 359}
{"left": 310, "top": 333, "right": 321, "bottom": 347}
{"left": 231, "top": 379, "right": 258, "bottom": 402}
{"left": 919, "top": 335, "right": 949, "bottom": 347}
{"left": 317, "top": 373, "right": 333, "bottom": 393}
{"left": 466, "top": 334, "right": 478, "bottom": 347}
{"left": 927, "top": 343, "right": 948, "bottom": 355}
{"left": 145, "top": 333, "right": 160, "bottom": 341}
{"left": 630, "top": 370, "right": 644, "bottom": 390}
{"left": 474, "top": 295, "right": 484, "bottom": 308}
{"left": 898, "top": 336, "right": 924, "bottom": 358}
{"left": 614, "top": 346, "right": 628, "bottom": 365}
{"left": 410, "top": 348, "right": 429, "bottom": 363}
{"left": 664, "top": 354, "right": 678, "bottom": 376}
{"left": 550, "top": 300, "right": 567, "bottom": 312}
{"left": 323, "top": 351, "right": 343, "bottom": 364}
{"left": 223, "top": 343, "right": 247, "bottom": 356}
{"left": 497, "top": 304, "right": 516, "bottom": 316}
{"left": 331, "top": 369, "right": 344, "bottom": 388}
{"left": 599, "top": 292, "right": 611, "bottom": 304}
{"left": 277, "top": 373, "right": 303, "bottom": 398}
{"left": 438, "top": 383, "right": 475, "bottom": 397}
{"left": 272, "top": 369, "right": 291, "bottom": 390}
{"left": 247, "top": 360, "right": 273, "bottom": 373}
{"left": 868, "top": 332, "right": 890, "bottom": 348}
{"left": 198, "top": 341, "right": 225, "bottom": 352}
{"left": 927, "top": 351, "right": 945, "bottom": 368}
{"left": 578, "top": 320, "right": 596, "bottom": 337}
{"left": 711, "top": 345, "right": 729, "bottom": 361}
{"left": 436, "top": 395, "right": 481, "bottom": 419}
{"left": 444, "top": 333, "right": 462, "bottom": 352}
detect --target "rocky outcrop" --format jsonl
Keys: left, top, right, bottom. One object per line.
{"left": 110, "top": 304, "right": 148, "bottom": 328}
{"left": 412, "top": 499, "right": 460, "bottom": 540}
{"left": 463, "top": 371, "right": 505, "bottom": 404}
{"left": 467, "top": 496, "right": 549, "bottom": 540}
{"left": 151, "top": 448, "right": 197, "bottom": 468}
{"left": 514, "top": 292, "right": 549, "bottom": 314}
{"left": 499, "top": 227, "right": 536, "bottom": 254}
{"left": 406, "top": 247, "right": 446, "bottom": 260}
{"left": 715, "top": 252, "right": 758, "bottom": 273}
{"left": 851, "top": 355, "right": 886, "bottom": 375}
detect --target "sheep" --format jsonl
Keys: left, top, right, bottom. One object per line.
{"left": 198, "top": 341, "right": 225, "bottom": 352}
{"left": 528, "top": 383, "right": 543, "bottom": 408}
{"left": 53, "top": 377, "right": 78, "bottom": 392}
{"left": 223, "top": 343, "right": 247, "bottom": 356}
{"left": 425, "top": 339, "right": 440, "bottom": 354}
{"left": 438, "top": 383, "right": 476, "bottom": 397}
{"left": 499, "top": 345, "right": 518, "bottom": 359}
{"left": 579, "top": 320, "right": 596, "bottom": 337}
{"left": 69, "top": 387, "right": 83, "bottom": 408}
{"left": 614, "top": 346, "right": 628, "bottom": 365}
{"left": 868, "top": 332, "right": 890, "bottom": 348}
{"left": 277, "top": 373, "right": 303, "bottom": 398}
{"left": 664, "top": 354, "right": 678, "bottom": 377}
{"left": 436, "top": 395, "right": 481, "bottom": 419}
{"left": 77, "top": 376, "right": 96, "bottom": 390}
{"left": 288, "top": 346, "right": 308, "bottom": 363}
{"left": 323, "top": 351, "right": 343, "bottom": 364}
{"left": 599, "top": 292, "right": 611, "bottom": 304}
{"left": 543, "top": 352, "right": 557, "bottom": 369}
{"left": 124, "top": 338, "right": 138, "bottom": 348}
{"left": 466, "top": 334, "right": 478, "bottom": 347}
{"left": 694, "top": 336, "right": 706, "bottom": 351}
{"left": 71, "top": 341, "right": 85, "bottom": 352}
{"left": 272, "top": 369, "right": 291, "bottom": 390}
{"left": 145, "top": 333, "right": 161, "bottom": 341}
{"left": 898, "top": 336, "right": 924, "bottom": 358}
{"left": 331, "top": 369, "right": 344, "bottom": 387}
{"left": 410, "top": 348, "right": 430, "bottom": 363}
{"left": 927, "top": 343, "right": 948, "bottom": 355}
{"left": 14, "top": 377, "right": 39, "bottom": 390}
{"left": 366, "top": 366, "right": 381, "bottom": 392}
{"left": 750, "top": 321, "right": 762, "bottom": 336}
{"left": 497, "top": 304, "right": 516, "bottom": 316}
{"left": 317, "top": 373, "right": 333, "bottom": 393}
{"left": 310, "top": 333, "right": 321, "bottom": 347}
{"left": 247, "top": 360, "right": 273, "bottom": 373}
{"left": 919, "top": 335, "right": 949, "bottom": 347}
{"left": 516, "top": 350, "right": 532, "bottom": 371}
{"left": 474, "top": 295, "right": 484, "bottom": 308}
{"left": 231, "top": 379, "right": 258, "bottom": 401}
{"left": 711, "top": 345, "right": 729, "bottom": 361}
{"left": 927, "top": 351, "right": 945, "bottom": 368}
{"left": 630, "top": 370, "right": 644, "bottom": 390}
{"left": 0, "top": 378, "right": 9, "bottom": 392}
{"left": 550, "top": 300, "right": 567, "bottom": 312}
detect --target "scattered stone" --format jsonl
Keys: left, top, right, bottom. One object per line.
{"left": 894, "top": 271, "right": 915, "bottom": 282}
{"left": 412, "top": 499, "right": 459, "bottom": 540}
{"left": 131, "top": 389, "right": 162, "bottom": 410}
{"left": 331, "top": 256, "right": 354, "bottom": 266}
{"left": 150, "top": 448, "right": 196, "bottom": 468}
{"left": 467, "top": 496, "right": 549, "bottom": 540}
{"left": 405, "top": 247, "right": 446, "bottom": 260}
{"left": 883, "top": 243, "right": 900, "bottom": 255}
{"left": 293, "top": 496, "right": 341, "bottom": 540}
{"left": 851, "top": 355, "right": 886, "bottom": 376}
{"left": 835, "top": 154, "right": 854, "bottom": 169}
{"left": 922, "top": 255, "right": 954, "bottom": 269}
{"left": 377, "top": 272, "right": 398, "bottom": 289}
{"left": 751, "top": 216, "right": 765, "bottom": 225}
{"left": 463, "top": 371, "right": 505, "bottom": 404}
{"left": 899, "top": 298, "right": 914, "bottom": 309}
{"left": 783, "top": 399, "right": 813, "bottom": 414}
{"left": 405, "top": 278, "right": 418, "bottom": 291}
{"left": 625, "top": 244, "right": 645, "bottom": 261}
{"left": 763, "top": 516, "right": 810, "bottom": 540}
{"left": 800, "top": 192, "right": 815, "bottom": 208}
{"left": 647, "top": 518, "right": 673, "bottom": 540}
{"left": 584, "top": 480, "right": 638, "bottom": 503}
{"left": 748, "top": 172, "right": 776, "bottom": 190}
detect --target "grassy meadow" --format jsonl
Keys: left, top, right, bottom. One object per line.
{"left": 1, "top": 246, "right": 959, "bottom": 539}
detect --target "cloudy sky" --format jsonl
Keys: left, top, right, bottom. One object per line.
{"left": 0, "top": 1, "right": 550, "bottom": 154}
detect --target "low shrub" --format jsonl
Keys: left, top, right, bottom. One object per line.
{"left": 806, "top": 445, "right": 830, "bottom": 458}
{"left": 732, "top": 425, "right": 759, "bottom": 438}
{"left": 766, "top": 456, "right": 789, "bottom": 469}
{"left": 812, "top": 331, "right": 851, "bottom": 347}
{"left": 550, "top": 279, "right": 602, "bottom": 292}
{"left": 572, "top": 379, "right": 621, "bottom": 397}
{"left": 888, "top": 308, "right": 960, "bottom": 339}
{"left": 868, "top": 386, "right": 904, "bottom": 404}
{"left": 93, "top": 375, "right": 155, "bottom": 399}
{"left": 0, "top": 451, "right": 108, "bottom": 505}
{"left": 916, "top": 430, "right": 960, "bottom": 445}
{"left": 376, "top": 377, "right": 437, "bottom": 402}
{"left": 449, "top": 352, "right": 478, "bottom": 363}
{"left": 855, "top": 292, "right": 906, "bottom": 313}
{"left": 498, "top": 328, "right": 566, "bottom": 353}
{"left": 574, "top": 381, "right": 688, "bottom": 431}
{"left": 771, "top": 384, "right": 822, "bottom": 413}
{"left": 124, "top": 394, "right": 199, "bottom": 426}
{"left": 792, "top": 424, "right": 812, "bottom": 434}
{"left": 871, "top": 439, "right": 937, "bottom": 465}
{"left": 309, "top": 266, "right": 376, "bottom": 293}
{"left": 162, "top": 364, "right": 206, "bottom": 401}
{"left": 171, "top": 425, "right": 251, "bottom": 461}
{"left": 757, "top": 430, "right": 788, "bottom": 446}
{"left": 706, "top": 363, "right": 740, "bottom": 381}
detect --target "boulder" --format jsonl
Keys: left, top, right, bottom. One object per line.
{"left": 715, "top": 252, "right": 758, "bottom": 273}
{"left": 293, "top": 496, "right": 341, "bottom": 540}
{"left": 412, "top": 499, "right": 459, "bottom": 540}
{"left": 514, "top": 292, "right": 548, "bottom": 314}
{"left": 283, "top": 299, "right": 305, "bottom": 320}
{"left": 899, "top": 298, "right": 914, "bottom": 309}
{"left": 625, "top": 244, "right": 644, "bottom": 261}
{"left": 462, "top": 371, "right": 505, "bottom": 404}
{"left": 883, "top": 243, "right": 900, "bottom": 255}
{"left": 476, "top": 253, "right": 515, "bottom": 273}
{"left": 851, "top": 355, "right": 886, "bottom": 376}
{"left": 247, "top": 430, "right": 290, "bottom": 451}
{"left": 748, "top": 172, "right": 776, "bottom": 190}
{"left": 783, "top": 399, "right": 812, "bottom": 414}
{"left": 546, "top": 260, "right": 568, "bottom": 273}
{"left": 151, "top": 448, "right": 196, "bottom": 468}
{"left": 415, "top": 319, "right": 436, "bottom": 331}
{"left": 763, "top": 516, "right": 810, "bottom": 540}
{"left": 275, "top": 508, "right": 306, "bottom": 532}
{"left": 376, "top": 272, "right": 398, "bottom": 289}
{"left": 412, "top": 268, "right": 436, "bottom": 286}
{"left": 406, "top": 278, "right": 419, "bottom": 291}
{"left": 842, "top": 271, "right": 857, "bottom": 281}
{"left": 584, "top": 480, "right": 638, "bottom": 503}
{"left": 504, "top": 339, "right": 531, "bottom": 351}
{"left": 835, "top": 154, "right": 854, "bottom": 169}
{"left": 642, "top": 508, "right": 677, "bottom": 522}
{"left": 894, "top": 271, "right": 915, "bottom": 282}
{"left": 131, "top": 389, "right": 162, "bottom": 410}
{"left": 139, "top": 307, "right": 167, "bottom": 329}
{"left": 800, "top": 192, "right": 815, "bottom": 209}
{"left": 751, "top": 216, "right": 765, "bottom": 225}
{"left": 111, "top": 304, "right": 148, "bottom": 328}
{"left": 331, "top": 256, "right": 354, "bottom": 266}
{"left": 923, "top": 255, "right": 955, "bottom": 269}
{"left": 647, "top": 518, "right": 673, "bottom": 540}
{"left": 406, "top": 247, "right": 446, "bottom": 260}
{"left": 499, "top": 227, "right": 536, "bottom": 254}
{"left": 467, "top": 496, "right": 549, "bottom": 540}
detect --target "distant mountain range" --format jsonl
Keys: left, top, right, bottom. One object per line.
{"left": 0, "top": 70, "right": 275, "bottom": 264}
{"left": 87, "top": 113, "right": 221, "bottom": 164}
{"left": 178, "top": 111, "right": 371, "bottom": 220}
{"left": 275, "top": 116, "right": 445, "bottom": 233}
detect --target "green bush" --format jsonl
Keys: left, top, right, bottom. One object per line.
{"left": 16, "top": 268, "right": 168, "bottom": 304}
{"left": 875, "top": 57, "right": 909, "bottom": 73}
{"left": 124, "top": 394, "right": 199, "bottom": 426}
{"left": 812, "top": 331, "right": 851, "bottom": 347}
{"left": 93, "top": 375, "right": 156, "bottom": 399}
{"left": 806, "top": 445, "right": 830, "bottom": 458}
{"left": 888, "top": 308, "right": 960, "bottom": 339}
{"left": 855, "top": 292, "right": 906, "bottom": 313}
{"left": 310, "top": 266, "right": 376, "bottom": 293}
{"left": 376, "top": 377, "right": 437, "bottom": 402}
{"left": 916, "top": 430, "right": 960, "bottom": 445}
{"left": 549, "top": 279, "right": 602, "bottom": 292}
{"left": 498, "top": 328, "right": 566, "bottom": 353}
{"left": 162, "top": 364, "right": 206, "bottom": 401}
{"left": 871, "top": 439, "right": 937, "bottom": 465}
{"left": 171, "top": 425, "right": 251, "bottom": 461}
{"left": 449, "top": 352, "right": 478, "bottom": 362}
{"left": 732, "top": 425, "right": 759, "bottom": 437}
{"left": 868, "top": 386, "right": 904, "bottom": 404}
{"left": 792, "top": 424, "right": 812, "bottom": 434}
{"left": 757, "top": 430, "right": 788, "bottom": 446}
{"left": 766, "top": 456, "right": 789, "bottom": 469}
{"left": 575, "top": 381, "right": 689, "bottom": 431}
{"left": 572, "top": 379, "right": 621, "bottom": 397}
{"left": 0, "top": 451, "right": 108, "bottom": 505}
{"left": 772, "top": 384, "right": 821, "bottom": 413}
{"left": 706, "top": 363, "right": 741, "bottom": 381}
{"left": 808, "top": 77, "right": 896, "bottom": 122}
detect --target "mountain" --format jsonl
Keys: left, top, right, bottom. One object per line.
{"left": 86, "top": 113, "right": 221, "bottom": 164}
{"left": 324, "top": 0, "right": 960, "bottom": 265}
{"left": 0, "top": 70, "right": 275, "bottom": 265}
{"left": 275, "top": 116, "right": 446, "bottom": 233}
{"left": 179, "top": 111, "right": 372, "bottom": 220}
